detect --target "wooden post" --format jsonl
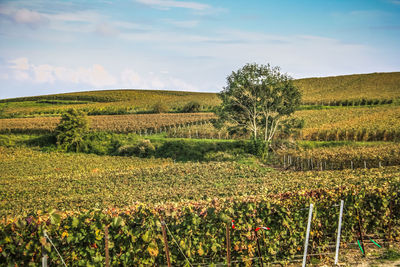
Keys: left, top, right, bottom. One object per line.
{"left": 226, "top": 224, "right": 231, "bottom": 267}
{"left": 255, "top": 230, "right": 264, "bottom": 267}
{"left": 364, "top": 161, "right": 367, "bottom": 169}
{"left": 105, "top": 226, "right": 110, "bottom": 267}
{"left": 161, "top": 220, "right": 172, "bottom": 267}
{"left": 356, "top": 208, "right": 366, "bottom": 257}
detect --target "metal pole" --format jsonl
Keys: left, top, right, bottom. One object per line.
{"left": 42, "top": 230, "right": 47, "bottom": 267}
{"left": 302, "top": 203, "right": 313, "bottom": 267}
{"left": 334, "top": 200, "right": 344, "bottom": 265}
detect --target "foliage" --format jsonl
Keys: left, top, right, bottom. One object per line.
{"left": 152, "top": 101, "right": 169, "bottom": 113}
{"left": 2, "top": 145, "right": 400, "bottom": 217}
{"left": 0, "top": 113, "right": 216, "bottom": 134}
{"left": 0, "top": 89, "right": 220, "bottom": 118}
{"left": 55, "top": 109, "right": 89, "bottom": 152}
{"left": 277, "top": 142, "right": 400, "bottom": 170}
{"left": 219, "top": 63, "right": 301, "bottom": 141}
{"left": 117, "top": 139, "right": 156, "bottom": 157}
{"left": 294, "top": 72, "right": 400, "bottom": 104}
{"left": 182, "top": 101, "right": 201, "bottom": 113}
{"left": 0, "top": 182, "right": 399, "bottom": 265}
{"left": 296, "top": 106, "right": 400, "bottom": 141}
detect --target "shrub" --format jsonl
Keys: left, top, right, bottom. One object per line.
{"left": 182, "top": 101, "right": 201, "bottom": 113}
{"left": 55, "top": 109, "right": 89, "bottom": 152}
{"left": 152, "top": 102, "right": 168, "bottom": 113}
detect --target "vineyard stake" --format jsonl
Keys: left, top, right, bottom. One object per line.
{"left": 302, "top": 203, "right": 313, "bottom": 267}
{"left": 226, "top": 224, "right": 231, "bottom": 267}
{"left": 161, "top": 220, "right": 172, "bottom": 267}
{"left": 364, "top": 161, "right": 367, "bottom": 169}
{"left": 105, "top": 226, "right": 110, "bottom": 267}
{"left": 356, "top": 208, "right": 366, "bottom": 257}
{"left": 334, "top": 200, "right": 344, "bottom": 265}
{"left": 42, "top": 230, "right": 47, "bottom": 267}
{"left": 255, "top": 230, "right": 264, "bottom": 267}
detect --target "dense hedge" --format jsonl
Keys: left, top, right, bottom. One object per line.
{"left": 1, "top": 182, "right": 399, "bottom": 266}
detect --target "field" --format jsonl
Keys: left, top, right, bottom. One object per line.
{"left": 1, "top": 72, "right": 399, "bottom": 118}
{"left": 1, "top": 73, "right": 400, "bottom": 266}
{"left": 294, "top": 72, "right": 400, "bottom": 104}
{"left": 0, "top": 112, "right": 215, "bottom": 134}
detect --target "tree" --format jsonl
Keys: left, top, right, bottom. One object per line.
{"left": 219, "top": 63, "right": 301, "bottom": 142}
{"left": 55, "top": 109, "right": 89, "bottom": 152}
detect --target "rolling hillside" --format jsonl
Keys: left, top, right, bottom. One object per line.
{"left": 294, "top": 71, "right": 400, "bottom": 104}
{"left": 0, "top": 72, "right": 399, "bottom": 118}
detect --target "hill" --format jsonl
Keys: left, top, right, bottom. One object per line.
{"left": 294, "top": 72, "right": 400, "bottom": 104}
{"left": 1, "top": 72, "right": 399, "bottom": 117}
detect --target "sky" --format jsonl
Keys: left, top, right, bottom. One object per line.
{"left": 0, "top": 0, "right": 400, "bottom": 99}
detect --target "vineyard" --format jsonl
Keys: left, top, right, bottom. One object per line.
{"left": 1, "top": 72, "right": 400, "bottom": 118}
{"left": 1, "top": 72, "right": 400, "bottom": 265}
{"left": 0, "top": 113, "right": 215, "bottom": 134}
{"left": 0, "top": 147, "right": 400, "bottom": 266}
{"left": 294, "top": 72, "right": 400, "bottom": 104}
{"left": 277, "top": 142, "right": 400, "bottom": 171}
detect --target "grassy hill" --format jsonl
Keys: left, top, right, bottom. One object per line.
{"left": 1, "top": 72, "right": 399, "bottom": 117}
{"left": 294, "top": 72, "right": 400, "bottom": 104}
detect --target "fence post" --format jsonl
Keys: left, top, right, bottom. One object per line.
{"left": 302, "top": 203, "right": 313, "bottom": 267}
{"left": 255, "top": 230, "right": 264, "bottom": 267}
{"left": 356, "top": 208, "right": 366, "bottom": 257}
{"left": 42, "top": 230, "right": 47, "bottom": 267}
{"left": 226, "top": 224, "right": 231, "bottom": 267}
{"left": 161, "top": 220, "right": 172, "bottom": 267}
{"left": 105, "top": 226, "right": 110, "bottom": 267}
{"left": 334, "top": 200, "right": 344, "bottom": 265}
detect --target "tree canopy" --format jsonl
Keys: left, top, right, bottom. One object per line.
{"left": 219, "top": 63, "right": 301, "bottom": 141}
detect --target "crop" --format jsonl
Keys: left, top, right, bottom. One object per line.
{"left": 0, "top": 113, "right": 216, "bottom": 134}
{"left": 294, "top": 72, "right": 400, "bottom": 104}
{"left": 277, "top": 142, "right": 400, "bottom": 170}
{"left": 296, "top": 106, "right": 400, "bottom": 141}
{"left": 1, "top": 181, "right": 399, "bottom": 265}
{"left": 1, "top": 146, "right": 400, "bottom": 217}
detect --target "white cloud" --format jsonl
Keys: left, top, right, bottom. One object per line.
{"left": 9, "top": 57, "right": 30, "bottom": 70}
{"left": 13, "top": 70, "right": 30, "bottom": 81}
{"left": 0, "top": 7, "right": 47, "bottom": 27}
{"left": 7, "top": 58, "right": 117, "bottom": 87}
{"left": 33, "top": 64, "right": 55, "bottom": 83}
{"left": 121, "top": 69, "right": 141, "bottom": 86}
{"left": 121, "top": 68, "right": 197, "bottom": 91}
{"left": 13, "top": 8, "right": 46, "bottom": 25}
{"left": 135, "top": 0, "right": 210, "bottom": 10}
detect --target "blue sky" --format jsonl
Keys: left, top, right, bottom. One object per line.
{"left": 0, "top": 0, "right": 399, "bottom": 98}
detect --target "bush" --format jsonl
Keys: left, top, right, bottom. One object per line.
{"left": 152, "top": 102, "right": 168, "bottom": 113}
{"left": 117, "top": 139, "right": 155, "bottom": 157}
{"left": 182, "top": 101, "right": 201, "bottom": 113}
{"left": 55, "top": 109, "right": 89, "bottom": 152}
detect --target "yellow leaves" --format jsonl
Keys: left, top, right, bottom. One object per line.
{"left": 61, "top": 231, "right": 69, "bottom": 239}
{"left": 147, "top": 241, "right": 159, "bottom": 257}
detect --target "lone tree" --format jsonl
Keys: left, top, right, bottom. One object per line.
{"left": 219, "top": 63, "right": 301, "bottom": 142}
{"left": 55, "top": 108, "right": 89, "bottom": 152}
